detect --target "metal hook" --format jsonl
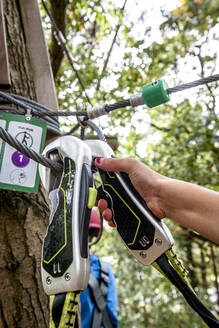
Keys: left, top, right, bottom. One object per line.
{"left": 25, "top": 108, "right": 32, "bottom": 121}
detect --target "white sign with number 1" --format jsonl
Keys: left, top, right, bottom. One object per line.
{"left": 0, "top": 114, "right": 46, "bottom": 193}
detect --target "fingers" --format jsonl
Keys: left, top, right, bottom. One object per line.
{"left": 108, "top": 219, "right": 116, "bottom": 227}
{"left": 97, "top": 199, "right": 108, "bottom": 211}
{"left": 102, "top": 208, "right": 115, "bottom": 227}
{"left": 95, "top": 157, "right": 141, "bottom": 228}
{"left": 97, "top": 199, "right": 115, "bottom": 227}
{"left": 102, "top": 208, "right": 113, "bottom": 222}
{"left": 95, "top": 157, "right": 138, "bottom": 174}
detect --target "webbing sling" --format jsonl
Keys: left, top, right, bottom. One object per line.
{"left": 89, "top": 260, "right": 113, "bottom": 328}
{"left": 154, "top": 251, "right": 219, "bottom": 328}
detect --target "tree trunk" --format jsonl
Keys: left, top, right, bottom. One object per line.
{"left": 49, "top": 0, "right": 68, "bottom": 78}
{"left": 0, "top": 0, "right": 50, "bottom": 326}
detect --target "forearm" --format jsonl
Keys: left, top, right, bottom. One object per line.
{"left": 159, "top": 177, "right": 219, "bottom": 244}
{"left": 95, "top": 157, "right": 219, "bottom": 244}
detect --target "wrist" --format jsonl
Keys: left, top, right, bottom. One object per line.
{"left": 153, "top": 174, "right": 169, "bottom": 218}
{"left": 141, "top": 172, "right": 168, "bottom": 219}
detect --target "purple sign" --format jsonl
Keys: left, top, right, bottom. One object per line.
{"left": 11, "top": 151, "right": 30, "bottom": 168}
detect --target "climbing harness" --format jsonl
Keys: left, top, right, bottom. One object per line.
{"left": 88, "top": 259, "right": 113, "bottom": 328}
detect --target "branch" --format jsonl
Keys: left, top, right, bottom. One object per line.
{"left": 150, "top": 122, "right": 171, "bottom": 132}
{"left": 49, "top": 0, "right": 69, "bottom": 78}
{"left": 96, "top": 0, "right": 128, "bottom": 91}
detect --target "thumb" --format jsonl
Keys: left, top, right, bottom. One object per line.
{"left": 95, "top": 157, "right": 138, "bottom": 174}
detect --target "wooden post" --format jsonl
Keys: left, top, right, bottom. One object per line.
{"left": 18, "top": 0, "right": 58, "bottom": 111}
{"left": 0, "top": 0, "right": 11, "bottom": 87}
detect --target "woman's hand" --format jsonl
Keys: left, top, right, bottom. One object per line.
{"left": 95, "top": 157, "right": 219, "bottom": 244}
{"left": 95, "top": 157, "right": 166, "bottom": 226}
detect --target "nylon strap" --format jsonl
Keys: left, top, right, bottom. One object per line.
{"left": 99, "top": 260, "right": 113, "bottom": 328}
{"left": 89, "top": 260, "right": 113, "bottom": 328}
{"left": 153, "top": 250, "right": 219, "bottom": 328}
{"left": 50, "top": 291, "right": 80, "bottom": 328}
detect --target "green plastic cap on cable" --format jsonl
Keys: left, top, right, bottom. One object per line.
{"left": 141, "top": 79, "right": 170, "bottom": 108}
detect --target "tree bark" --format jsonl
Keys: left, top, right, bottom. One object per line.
{"left": 0, "top": 0, "right": 50, "bottom": 326}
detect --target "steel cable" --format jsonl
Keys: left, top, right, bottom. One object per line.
{"left": 0, "top": 92, "right": 61, "bottom": 135}
{"left": 167, "top": 74, "right": 219, "bottom": 94}
{"left": 0, "top": 74, "right": 218, "bottom": 171}
{"left": 1, "top": 74, "right": 218, "bottom": 122}
{"left": 104, "top": 99, "right": 131, "bottom": 113}
{"left": 0, "top": 127, "right": 62, "bottom": 172}
{"left": 36, "top": 111, "right": 87, "bottom": 117}
{"left": 0, "top": 105, "right": 25, "bottom": 115}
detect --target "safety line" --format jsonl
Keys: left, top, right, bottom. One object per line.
{"left": 1, "top": 74, "right": 218, "bottom": 122}
{"left": 0, "top": 74, "right": 218, "bottom": 171}
{"left": 0, "top": 127, "right": 62, "bottom": 172}
{"left": 167, "top": 74, "right": 219, "bottom": 94}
